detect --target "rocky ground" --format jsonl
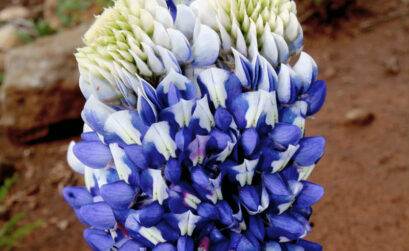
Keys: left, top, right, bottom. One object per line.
{"left": 0, "top": 0, "right": 408, "bottom": 250}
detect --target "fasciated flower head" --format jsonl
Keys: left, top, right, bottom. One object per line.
{"left": 191, "top": 0, "right": 303, "bottom": 64}
{"left": 65, "top": 0, "right": 326, "bottom": 250}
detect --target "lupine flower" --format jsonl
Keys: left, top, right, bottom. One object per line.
{"left": 64, "top": 0, "right": 327, "bottom": 250}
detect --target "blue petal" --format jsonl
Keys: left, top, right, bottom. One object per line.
{"left": 62, "top": 187, "right": 93, "bottom": 208}
{"left": 267, "top": 213, "right": 305, "bottom": 241}
{"left": 192, "top": 24, "right": 220, "bottom": 66}
{"left": 157, "top": 70, "right": 197, "bottom": 107}
{"left": 100, "top": 181, "right": 136, "bottom": 209}
{"left": 137, "top": 93, "right": 158, "bottom": 126}
{"left": 168, "top": 183, "right": 201, "bottom": 213}
{"left": 293, "top": 137, "right": 326, "bottom": 167}
{"left": 232, "top": 48, "right": 252, "bottom": 89}
{"left": 81, "top": 132, "right": 100, "bottom": 142}
{"left": 155, "top": 221, "right": 179, "bottom": 241}
{"left": 80, "top": 202, "right": 116, "bottom": 229}
{"left": 277, "top": 64, "right": 296, "bottom": 104}
{"left": 153, "top": 243, "right": 176, "bottom": 251}
{"left": 240, "top": 128, "right": 259, "bottom": 156}
{"left": 104, "top": 110, "right": 148, "bottom": 145}
{"left": 239, "top": 185, "right": 260, "bottom": 212}
{"left": 191, "top": 167, "right": 223, "bottom": 203}
{"left": 83, "top": 229, "right": 114, "bottom": 251}
{"left": 249, "top": 215, "right": 265, "bottom": 241}
{"left": 301, "top": 80, "right": 326, "bottom": 116}
{"left": 124, "top": 214, "right": 163, "bottom": 247}
{"left": 230, "top": 90, "right": 278, "bottom": 129}
{"left": 296, "top": 239, "right": 322, "bottom": 251}
{"left": 197, "top": 68, "right": 242, "bottom": 109}
{"left": 165, "top": 158, "right": 182, "bottom": 183}
{"left": 110, "top": 143, "right": 139, "bottom": 185}
{"left": 137, "top": 77, "right": 162, "bottom": 108}
{"left": 134, "top": 201, "right": 164, "bottom": 227}
{"left": 214, "top": 107, "right": 233, "bottom": 132}
{"left": 165, "top": 0, "right": 177, "bottom": 21}
{"left": 237, "top": 235, "right": 257, "bottom": 251}
{"left": 197, "top": 202, "right": 220, "bottom": 221}
{"left": 294, "top": 181, "right": 324, "bottom": 208}
{"left": 256, "top": 56, "right": 278, "bottom": 92}
{"left": 177, "top": 236, "right": 194, "bottom": 251}
{"left": 268, "top": 123, "right": 302, "bottom": 150}
{"left": 216, "top": 201, "right": 234, "bottom": 226}
{"left": 73, "top": 141, "right": 112, "bottom": 169}
{"left": 81, "top": 95, "right": 115, "bottom": 135}
{"left": 124, "top": 144, "right": 147, "bottom": 170}
{"left": 263, "top": 241, "right": 282, "bottom": 251}
{"left": 280, "top": 101, "right": 308, "bottom": 132}
{"left": 118, "top": 240, "right": 145, "bottom": 251}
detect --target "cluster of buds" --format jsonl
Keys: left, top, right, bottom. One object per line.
{"left": 63, "top": 0, "right": 327, "bottom": 250}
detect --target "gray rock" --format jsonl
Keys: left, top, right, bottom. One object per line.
{"left": 0, "top": 25, "right": 89, "bottom": 143}
{"left": 0, "top": 6, "right": 30, "bottom": 22}
{"left": 344, "top": 108, "right": 375, "bottom": 126}
{"left": 0, "top": 24, "right": 23, "bottom": 51}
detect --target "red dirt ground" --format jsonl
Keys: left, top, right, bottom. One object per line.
{"left": 0, "top": 1, "right": 408, "bottom": 250}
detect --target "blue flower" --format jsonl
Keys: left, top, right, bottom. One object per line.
{"left": 64, "top": 0, "right": 327, "bottom": 250}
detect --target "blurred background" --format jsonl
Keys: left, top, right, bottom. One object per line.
{"left": 0, "top": 0, "right": 408, "bottom": 250}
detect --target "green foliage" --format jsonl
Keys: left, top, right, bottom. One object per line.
{"left": 56, "top": 0, "right": 91, "bottom": 26}
{"left": 0, "top": 174, "right": 43, "bottom": 251}
{"left": 56, "top": 0, "right": 113, "bottom": 27}
{"left": 33, "top": 20, "right": 55, "bottom": 37}
{"left": 0, "top": 73, "right": 4, "bottom": 86}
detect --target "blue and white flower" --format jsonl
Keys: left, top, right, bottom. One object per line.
{"left": 64, "top": 0, "right": 327, "bottom": 250}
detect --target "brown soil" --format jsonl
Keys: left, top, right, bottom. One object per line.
{"left": 1, "top": 0, "right": 408, "bottom": 250}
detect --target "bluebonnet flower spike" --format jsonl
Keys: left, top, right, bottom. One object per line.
{"left": 66, "top": 0, "right": 327, "bottom": 250}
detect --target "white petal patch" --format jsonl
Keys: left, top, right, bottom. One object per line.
{"left": 160, "top": 69, "right": 190, "bottom": 93}
{"left": 174, "top": 211, "right": 201, "bottom": 236}
{"left": 198, "top": 68, "right": 229, "bottom": 108}
{"left": 105, "top": 111, "right": 143, "bottom": 145}
{"left": 169, "top": 99, "right": 195, "bottom": 128}
{"left": 297, "top": 164, "right": 315, "bottom": 180}
{"left": 175, "top": 4, "right": 196, "bottom": 39}
{"left": 168, "top": 28, "right": 192, "bottom": 64}
{"left": 148, "top": 169, "right": 169, "bottom": 205}
{"left": 109, "top": 143, "right": 132, "bottom": 184}
{"left": 192, "top": 23, "right": 220, "bottom": 66}
{"left": 67, "top": 141, "right": 86, "bottom": 174}
{"left": 244, "top": 90, "right": 278, "bottom": 128}
{"left": 271, "top": 144, "right": 300, "bottom": 173}
{"left": 81, "top": 95, "right": 115, "bottom": 131}
{"left": 293, "top": 52, "right": 317, "bottom": 91}
{"left": 144, "top": 121, "right": 177, "bottom": 160}
{"left": 184, "top": 192, "right": 201, "bottom": 210}
{"left": 232, "top": 159, "right": 259, "bottom": 187}
{"left": 191, "top": 96, "right": 215, "bottom": 132}
{"left": 139, "top": 226, "right": 166, "bottom": 245}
